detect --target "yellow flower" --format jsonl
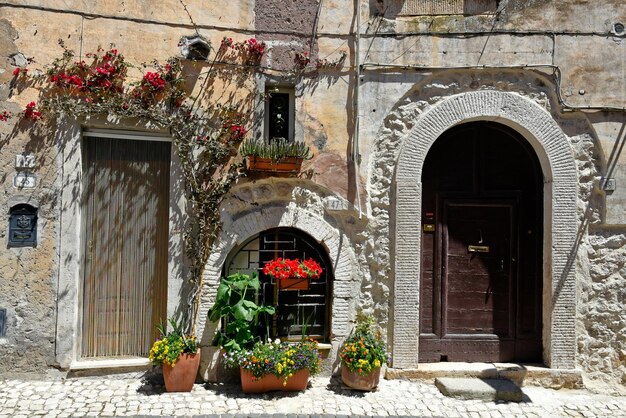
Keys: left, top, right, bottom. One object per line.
{"left": 374, "top": 359, "right": 381, "bottom": 367}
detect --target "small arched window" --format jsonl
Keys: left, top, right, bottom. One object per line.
{"left": 224, "top": 227, "right": 332, "bottom": 342}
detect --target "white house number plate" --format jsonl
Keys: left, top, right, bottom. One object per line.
{"left": 13, "top": 172, "right": 36, "bottom": 188}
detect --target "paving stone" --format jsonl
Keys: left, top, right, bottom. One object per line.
{"left": 1, "top": 376, "right": 625, "bottom": 417}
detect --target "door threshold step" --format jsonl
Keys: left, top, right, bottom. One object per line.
{"left": 435, "top": 377, "right": 523, "bottom": 402}
{"left": 385, "top": 363, "right": 583, "bottom": 389}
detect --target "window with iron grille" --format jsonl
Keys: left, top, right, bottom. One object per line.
{"left": 224, "top": 228, "right": 332, "bottom": 342}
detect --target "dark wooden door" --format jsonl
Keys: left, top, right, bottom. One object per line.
{"left": 439, "top": 200, "right": 515, "bottom": 360}
{"left": 420, "top": 122, "right": 543, "bottom": 363}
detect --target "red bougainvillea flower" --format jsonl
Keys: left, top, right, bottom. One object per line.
{"left": 220, "top": 37, "right": 234, "bottom": 50}
{"left": 143, "top": 71, "right": 166, "bottom": 90}
{"left": 229, "top": 125, "right": 247, "bottom": 140}
{"left": 24, "top": 101, "right": 42, "bottom": 121}
{"left": 0, "top": 111, "right": 12, "bottom": 122}
{"left": 263, "top": 258, "right": 323, "bottom": 281}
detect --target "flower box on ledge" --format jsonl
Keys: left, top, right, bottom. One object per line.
{"left": 277, "top": 277, "right": 310, "bottom": 291}
{"left": 247, "top": 156, "right": 303, "bottom": 174}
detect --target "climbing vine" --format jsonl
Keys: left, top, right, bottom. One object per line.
{"left": 4, "top": 36, "right": 345, "bottom": 332}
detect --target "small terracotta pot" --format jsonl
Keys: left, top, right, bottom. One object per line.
{"left": 341, "top": 366, "right": 381, "bottom": 391}
{"left": 240, "top": 368, "right": 309, "bottom": 393}
{"left": 163, "top": 349, "right": 201, "bottom": 392}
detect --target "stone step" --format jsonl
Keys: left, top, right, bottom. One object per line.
{"left": 386, "top": 362, "right": 584, "bottom": 389}
{"left": 435, "top": 377, "right": 523, "bottom": 402}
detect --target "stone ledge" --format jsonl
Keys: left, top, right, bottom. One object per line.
{"left": 386, "top": 363, "right": 584, "bottom": 389}
{"left": 68, "top": 358, "right": 151, "bottom": 377}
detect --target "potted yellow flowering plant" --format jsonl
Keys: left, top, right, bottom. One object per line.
{"left": 223, "top": 338, "right": 321, "bottom": 393}
{"left": 339, "top": 313, "right": 391, "bottom": 391}
{"left": 149, "top": 318, "right": 200, "bottom": 392}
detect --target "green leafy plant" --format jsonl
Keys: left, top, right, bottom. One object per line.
{"left": 339, "top": 312, "right": 391, "bottom": 375}
{"left": 207, "top": 273, "right": 276, "bottom": 352}
{"left": 223, "top": 339, "right": 321, "bottom": 383}
{"left": 149, "top": 317, "right": 198, "bottom": 367}
{"left": 240, "top": 138, "right": 312, "bottom": 161}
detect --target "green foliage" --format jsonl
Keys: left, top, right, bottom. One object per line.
{"left": 149, "top": 317, "right": 198, "bottom": 367}
{"left": 223, "top": 339, "right": 321, "bottom": 383}
{"left": 207, "top": 273, "right": 276, "bottom": 352}
{"left": 339, "top": 312, "right": 391, "bottom": 375}
{"left": 240, "top": 137, "right": 312, "bottom": 160}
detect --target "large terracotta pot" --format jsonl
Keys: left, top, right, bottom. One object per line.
{"left": 341, "top": 366, "right": 381, "bottom": 391}
{"left": 240, "top": 368, "right": 310, "bottom": 393}
{"left": 163, "top": 349, "right": 201, "bottom": 392}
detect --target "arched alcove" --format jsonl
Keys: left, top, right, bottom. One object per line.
{"left": 196, "top": 204, "right": 360, "bottom": 372}
{"left": 223, "top": 227, "right": 334, "bottom": 342}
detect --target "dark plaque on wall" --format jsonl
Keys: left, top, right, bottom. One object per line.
{"left": 0, "top": 308, "right": 6, "bottom": 337}
{"left": 8, "top": 204, "right": 37, "bottom": 247}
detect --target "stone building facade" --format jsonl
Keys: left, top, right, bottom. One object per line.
{"left": 0, "top": 0, "right": 625, "bottom": 391}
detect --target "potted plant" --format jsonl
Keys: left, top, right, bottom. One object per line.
{"left": 339, "top": 313, "right": 391, "bottom": 391}
{"left": 240, "top": 137, "right": 312, "bottom": 174}
{"left": 149, "top": 318, "right": 200, "bottom": 392}
{"left": 263, "top": 257, "right": 323, "bottom": 291}
{"left": 207, "top": 272, "right": 276, "bottom": 352}
{"left": 224, "top": 339, "right": 321, "bottom": 393}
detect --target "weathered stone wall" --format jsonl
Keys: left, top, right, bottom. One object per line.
{"left": 0, "top": 0, "right": 624, "bottom": 390}
{"left": 578, "top": 231, "right": 626, "bottom": 389}
{"left": 571, "top": 131, "right": 626, "bottom": 391}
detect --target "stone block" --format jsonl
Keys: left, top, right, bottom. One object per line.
{"left": 435, "top": 377, "right": 523, "bottom": 402}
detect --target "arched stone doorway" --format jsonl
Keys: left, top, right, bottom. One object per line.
{"left": 419, "top": 121, "right": 543, "bottom": 363}
{"left": 224, "top": 227, "right": 334, "bottom": 342}
{"left": 392, "top": 91, "right": 578, "bottom": 370}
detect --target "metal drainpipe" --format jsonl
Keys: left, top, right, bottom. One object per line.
{"left": 353, "top": 0, "right": 363, "bottom": 218}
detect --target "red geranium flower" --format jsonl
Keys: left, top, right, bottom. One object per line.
{"left": 263, "top": 258, "right": 323, "bottom": 281}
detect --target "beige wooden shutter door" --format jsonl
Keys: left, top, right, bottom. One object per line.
{"left": 81, "top": 136, "right": 170, "bottom": 358}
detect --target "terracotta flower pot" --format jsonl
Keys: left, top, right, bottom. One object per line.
{"left": 247, "top": 156, "right": 303, "bottom": 173}
{"left": 278, "top": 277, "right": 310, "bottom": 291}
{"left": 163, "top": 349, "right": 201, "bottom": 392}
{"left": 341, "top": 366, "right": 381, "bottom": 391}
{"left": 240, "top": 368, "right": 310, "bottom": 393}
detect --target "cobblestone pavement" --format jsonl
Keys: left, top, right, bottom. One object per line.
{"left": 1, "top": 376, "right": 625, "bottom": 418}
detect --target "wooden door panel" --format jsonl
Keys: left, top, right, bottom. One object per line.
{"left": 82, "top": 137, "right": 170, "bottom": 358}
{"left": 443, "top": 202, "right": 514, "bottom": 342}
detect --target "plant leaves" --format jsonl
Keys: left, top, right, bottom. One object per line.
{"left": 232, "top": 300, "right": 253, "bottom": 322}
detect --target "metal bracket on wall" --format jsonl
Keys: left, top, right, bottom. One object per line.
{"left": 601, "top": 178, "right": 616, "bottom": 192}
